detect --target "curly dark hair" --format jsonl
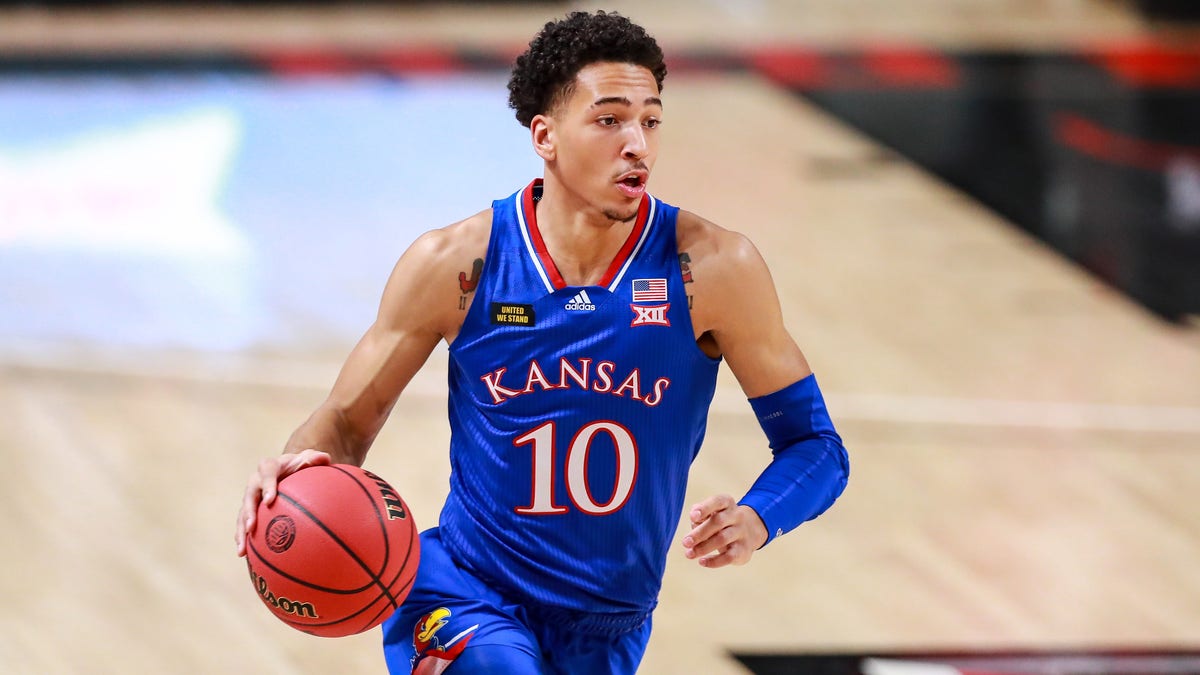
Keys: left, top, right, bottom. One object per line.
{"left": 508, "top": 11, "right": 667, "bottom": 128}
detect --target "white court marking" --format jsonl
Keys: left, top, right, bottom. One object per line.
{"left": 5, "top": 348, "right": 1199, "bottom": 434}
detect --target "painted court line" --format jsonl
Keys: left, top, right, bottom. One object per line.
{"left": 825, "top": 393, "right": 1200, "bottom": 434}
{"left": 4, "top": 349, "right": 1199, "bottom": 434}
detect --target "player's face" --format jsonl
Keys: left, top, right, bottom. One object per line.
{"left": 541, "top": 61, "right": 662, "bottom": 222}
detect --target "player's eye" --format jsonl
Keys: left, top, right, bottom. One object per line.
{"left": 598, "top": 116, "right": 618, "bottom": 127}
{"left": 643, "top": 118, "right": 661, "bottom": 129}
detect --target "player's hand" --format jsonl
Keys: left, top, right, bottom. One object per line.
{"left": 234, "top": 449, "right": 331, "bottom": 557}
{"left": 681, "top": 494, "right": 769, "bottom": 568}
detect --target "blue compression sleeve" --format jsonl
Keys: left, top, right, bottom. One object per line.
{"left": 738, "top": 374, "right": 849, "bottom": 546}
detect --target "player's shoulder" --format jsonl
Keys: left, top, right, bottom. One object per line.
{"left": 674, "top": 209, "right": 775, "bottom": 332}
{"left": 405, "top": 208, "right": 492, "bottom": 271}
{"left": 378, "top": 209, "right": 492, "bottom": 337}
{"left": 675, "top": 209, "right": 765, "bottom": 273}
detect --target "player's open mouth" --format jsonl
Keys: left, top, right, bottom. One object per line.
{"left": 616, "top": 171, "right": 647, "bottom": 197}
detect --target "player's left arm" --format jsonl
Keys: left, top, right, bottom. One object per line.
{"left": 681, "top": 217, "right": 849, "bottom": 568}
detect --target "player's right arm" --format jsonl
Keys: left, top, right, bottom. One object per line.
{"left": 235, "top": 211, "right": 490, "bottom": 556}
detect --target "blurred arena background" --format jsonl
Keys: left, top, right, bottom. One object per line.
{"left": 1, "top": 1, "right": 1199, "bottom": 673}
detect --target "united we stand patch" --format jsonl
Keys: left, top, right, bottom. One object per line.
{"left": 491, "top": 303, "right": 536, "bottom": 326}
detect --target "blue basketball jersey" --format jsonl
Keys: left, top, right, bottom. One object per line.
{"left": 437, "top": 179, "right": 720, "bottom": 619}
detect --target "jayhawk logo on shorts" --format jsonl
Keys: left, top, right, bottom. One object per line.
{"left": 411, "top": 607, "right": 478, "bottom": 675}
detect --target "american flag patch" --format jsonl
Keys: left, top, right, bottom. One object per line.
{"left": 632, "top": 278, "right": 668, "bottom": 303}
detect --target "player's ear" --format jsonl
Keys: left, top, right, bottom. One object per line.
{"left": 531, "top": 114, "right": 556, "bottom": 162}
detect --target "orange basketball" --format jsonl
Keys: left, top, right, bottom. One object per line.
{"left": 245, "top": 464, "right": 419, "bottom": 637}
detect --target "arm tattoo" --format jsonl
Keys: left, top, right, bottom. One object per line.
{"left": 678, "top": 252, "right": 694, "bottom": 284}
{"left": 458, "top": 258, "right": 483, "bottom": 310}
{"left": 459, "top": 258, "right": 484, "bottom": 293}
{"left": 679, "top": 252, "right": 695, "bottom": 310}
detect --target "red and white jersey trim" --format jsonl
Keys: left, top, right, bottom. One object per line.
{"left": 514, "top": 179, "right": 656, "bottom": 293}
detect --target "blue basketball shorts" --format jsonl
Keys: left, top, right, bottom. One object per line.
{"left": 381, "top": 528, "right": 652, "bottom": 675}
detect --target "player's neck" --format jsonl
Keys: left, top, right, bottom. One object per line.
{"left": 534, "top": 176, "right": 637, "bottom": 287}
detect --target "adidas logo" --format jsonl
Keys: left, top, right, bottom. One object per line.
{"left": 564, "top": 289, "right": 596, "bottom": 311}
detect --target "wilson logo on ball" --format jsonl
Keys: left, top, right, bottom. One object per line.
{"left": 363, "top": 468, "right": 408, "bottom": 520}
{"left": 249, "top": 568, "right": 319, "bottom": 618}
{"left": 265, "top": 515, "right": 296, "bottom": 553}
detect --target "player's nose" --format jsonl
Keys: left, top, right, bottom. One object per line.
{"left": 621, "top": 125, "right": 648, "bottom": 161}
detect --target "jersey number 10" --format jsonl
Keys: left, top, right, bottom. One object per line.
{"left": 513, "top": 420, "right": 638, "bottom": 516}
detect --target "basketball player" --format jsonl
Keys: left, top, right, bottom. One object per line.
{"left": 235, "top": 11, "right": 848, "bottom": 674}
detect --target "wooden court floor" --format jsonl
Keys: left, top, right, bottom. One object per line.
{"left": 2, "top": 3, "right": 1200, "bottom": 674}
